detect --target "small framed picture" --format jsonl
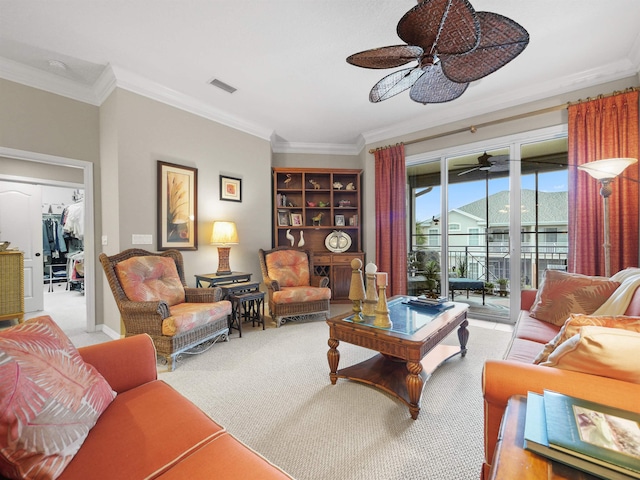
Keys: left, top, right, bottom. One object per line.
{"left": 349, "top": 215, "right": 358, "bottom": 226}
{"left": 220, "top": 175, "right": 242, "bottom": 202}
{"left": 335, "top": 214, "right": 345, "bottom": 226}
{"left": 290, "top": 213, "right": 303, "bottom": 226}
{"left": 277, "top": 210, "right": 290, "bottom": 226}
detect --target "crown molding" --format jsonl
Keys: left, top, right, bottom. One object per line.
{"left": 108, "top": 65, "right": 273, "bottom": 141}
{"left": 362, "top": 58, "right": 639, "bottom": 146}
{"left": 0, "top": 56, "right": 100, "bottom": 105}
{"left": 271, "top": 134, "right": 365, "bottom": 155}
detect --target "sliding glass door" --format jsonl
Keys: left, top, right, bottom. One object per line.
{"left": 406, "top": 128, "right": 568, "bottom": 323}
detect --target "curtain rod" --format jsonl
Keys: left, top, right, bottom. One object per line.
{"left": 368, "top": 86, "right": 640, "bottom": 154}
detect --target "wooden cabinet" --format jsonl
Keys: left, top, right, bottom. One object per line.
{"left": 0, "top": 251, "right": 24, "bottom": 323}
{"left": 272, "top": 167, "right": 363, "bottom": 302}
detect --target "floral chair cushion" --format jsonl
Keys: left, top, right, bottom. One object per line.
{"left": 115, "top": 256, "right": 185, "bottom": 306}
{"left": 272, "top": 286, "right": 332, "bottom": 304}
{"left": 265, "top": 250, "right": 310, "bottom": 287}
{"left": 0, "top": 316, "right": 116, "bottom": 480}
{"left": 162, "top": 300, "right": 232, "bottom": 336}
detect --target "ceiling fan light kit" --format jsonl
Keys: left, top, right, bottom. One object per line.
{"left": 347, "top": 0, "right": 529, "bottom": 104}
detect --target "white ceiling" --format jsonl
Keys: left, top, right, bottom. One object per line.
{"left": 1, "top": 1, "right": 639, "bottom": 154}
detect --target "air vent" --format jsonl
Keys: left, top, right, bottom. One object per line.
{"left": 209, "top": 78, "right": 237, "bottom": 94}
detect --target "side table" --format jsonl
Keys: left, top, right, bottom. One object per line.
{"left": 489, "top": 395, "right": 600, "bottom": 480}
{"left": 194, "top": 272, "right": 251, "bottom": 288}
{"left": 228, "top": 291, "right": 265, "bottom": 338}
{"left": 219, "top": 281, "right": 260, "bottom": 299}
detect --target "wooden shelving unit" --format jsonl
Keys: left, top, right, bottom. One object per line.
{"left": 272, "top": 167, "right": 364, "bottom": 302}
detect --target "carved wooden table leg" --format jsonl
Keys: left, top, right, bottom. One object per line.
{"left": 406, "top": 361, "right": 423, "bottom": 420}
{"left": 458, "top": 319, "right": 469, "bottom": 357}
{"left": 327, "top": 337, "right": 340, "bottom": 385}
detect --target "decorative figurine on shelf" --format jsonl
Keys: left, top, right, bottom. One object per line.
{"left": 284, "top": 174, "right": 293, "bottom": 187}
{"left": 333, "top": 181, "right": 343, "bottom": 190}
{"left": 286, "top": 229, "right": 295, "bottom": 246}
{"left": 348, "top": 258, "right": 366, "bottom": 322}
{"left": 362, "top": 262, "right": 378, "bottom": 317}
{"left": 306, "top": 201, "right": 316, "bottom": 207}
{"left": 317, "top": 201, "right": 329, "bottom": 207}
{"left": 374, "top": 272, "right": 392, "bottom": 329}
{"left": 311, "top": 212, "right": 324, "bottom": 226}
{"left": 298, "top": 231, "right": 305, "bottom": 247}
{"left": 346, "top": 182, "right": 355, "bottom": 190}
{"left": 309, "top": 179, "right": 321, "bottom": 189}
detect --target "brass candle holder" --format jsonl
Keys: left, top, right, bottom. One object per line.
{"left": 373, "top": 272, "right": 392, "bottom": 329}
{"left": 348, "top": 258, "right": 366, "bottom": 322}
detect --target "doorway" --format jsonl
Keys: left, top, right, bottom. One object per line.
{"left": 0, "top": 146, "right": 96, "bottom": 332}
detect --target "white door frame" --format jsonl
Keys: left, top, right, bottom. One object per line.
{"left": 0, "top": 146, "right": 96, "bottom": 332}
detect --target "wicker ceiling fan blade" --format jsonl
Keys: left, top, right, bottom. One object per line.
{"left": 441, "top": 12, "right": 530, "bottom": 83}
{"left": 369, "top": 68, "right": 425, "bottom": 103}
{"left": 409, "top": 64, "right": 468, "bottom": 104}
{"left": 346, "top": 45, "right": 423, "bottom": 69}
{"left": 397, "top": 0, "right": 479, "bottom": 54}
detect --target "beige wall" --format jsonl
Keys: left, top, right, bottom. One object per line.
{"left": 2, "top": 74, "right": 639, "bottom": 333}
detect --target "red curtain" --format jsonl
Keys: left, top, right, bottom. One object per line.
{"left": 374, "top": 144, "right": 407, "bottom": 296}
{"left": 568, "top": 90, "right": 639, "bottom": 276}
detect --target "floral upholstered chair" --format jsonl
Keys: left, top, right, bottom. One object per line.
{"left": 258, "top": 247, "right": 331, "bottom": 327}
{"left": 99, "top": 248, "right": 231, "bottom": 370}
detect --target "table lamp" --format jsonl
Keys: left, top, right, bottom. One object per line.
{"left": 578, "top": 157, "right": 637, "bottom": 277}
{"left": 211, "top": 221, "right": 239, "bottom": 275}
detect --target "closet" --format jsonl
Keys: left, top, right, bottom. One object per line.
{"left": 42, "top": 188, "right": 84, "bottom": 293}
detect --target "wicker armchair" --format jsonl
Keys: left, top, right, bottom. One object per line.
{"left": 99, "top": 248, "right": 231, "bottom": 370}
{"left": 258, "top": 247, "right": 331, "bottom": 327}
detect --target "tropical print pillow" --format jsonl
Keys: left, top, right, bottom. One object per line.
{"left": 266, "top": 250, "right": 310, "bottom": 287}
{"left": 0, "top": 316, "right": 116, "bottom": 479}
{"left": 115, "top": 256, "right": 185, "bottom": 306}
{"left": 529, "top": 270, "right": 620, "bottom": 325}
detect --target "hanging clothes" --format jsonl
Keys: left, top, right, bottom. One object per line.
{"left": 62, "top": 202, "right": 84, "bottom": 240}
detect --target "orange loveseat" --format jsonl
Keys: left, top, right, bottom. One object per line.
{"left": 58, "top": 334, "right": 292, "bottom": 480}
{"left": 481, "top": 287, "right": 640, "bottom": 479}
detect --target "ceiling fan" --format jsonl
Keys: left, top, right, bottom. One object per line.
{"left": 346, "top": 0, "right": 529, "bottom": 104}
{"left": 457, "top": 152, "right": 511, "bottom": 176}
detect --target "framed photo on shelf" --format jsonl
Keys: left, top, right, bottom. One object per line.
{"left": 335, "top": 214, "right": 345, "bottom": 226}
{"left": 157, "top": 161, "right": 198, "bottom": 251}
{"left": 220, "top": 175, "right": 242, "bottom": 202}
{"left": 290, "top": 213, "right": 303, "bottom": 226}
{"left": 349, "top": 214, "right": 358, "bottom": 226}
{"left": 277, "top": 210, "right": 290, "bottom": 226}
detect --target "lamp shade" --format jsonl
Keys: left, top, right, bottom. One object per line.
{"left": 210, "top": 221, "right": 239, "bottom": 245}
{"left": 578, "top": 158, "right": 637, "bottom": 180}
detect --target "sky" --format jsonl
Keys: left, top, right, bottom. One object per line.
{"left": 415, "top": 170, "right": 568, "bottom": 222}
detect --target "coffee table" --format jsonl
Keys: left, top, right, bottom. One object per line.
{"left": 327, "top": 296, "right": 469, "bottom": 419}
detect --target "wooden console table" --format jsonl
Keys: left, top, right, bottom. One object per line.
{"left": 489, "top": 395, "right": 600, "bottom": 480}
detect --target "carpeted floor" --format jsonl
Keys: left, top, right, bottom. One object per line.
{"left": 162, "top": 315, "right": 512, "bottom": 480}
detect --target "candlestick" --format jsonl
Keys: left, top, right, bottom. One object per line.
{"left": 362, "top": 264, "right": 378, "bottom": 317}
{"left": 348, "top": 258, "right": 366, "bottom": 322}
{"left": 373, "top": 283, "right": 392, "bottom": 329}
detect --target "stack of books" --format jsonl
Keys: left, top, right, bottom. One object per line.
{"left": 405, "top": 296, "right": 454, "bottom": 312}
{"left": 524, "top": 390, "right": 640, "bottom": 479}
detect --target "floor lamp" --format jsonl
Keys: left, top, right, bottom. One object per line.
{"left": 578, "top": 157, "right": 637, "bottom": 277}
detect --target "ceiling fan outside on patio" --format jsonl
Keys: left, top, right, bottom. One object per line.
{"left": 346, "top": 0, "right": 529, "bottom": 104}
{"left": 457, "top": 152, "right": 511, "bottom": 176}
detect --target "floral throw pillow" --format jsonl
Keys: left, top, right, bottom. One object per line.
{"left": 0, "top": 316, "right": 116, "bottom": 480}
{"left": 533, "top": 313, "right": 640, "bottom": 364}
{"left": 529, "top": 270, "right": 620, "bottom": 326}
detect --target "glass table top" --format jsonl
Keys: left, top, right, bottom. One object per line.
{"left": 343, "top": 296, "right": 455, "bottom": 335}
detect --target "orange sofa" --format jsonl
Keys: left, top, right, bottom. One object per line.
{"left": 57, "top": 334, "right": 292, "bottom": 480}
{"left": 481, "top": 288, "right": 640, "bottom": 479}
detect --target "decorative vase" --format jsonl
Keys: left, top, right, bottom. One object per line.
{"left": 298, "top": 231, "right": 305, "bottom": 247}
